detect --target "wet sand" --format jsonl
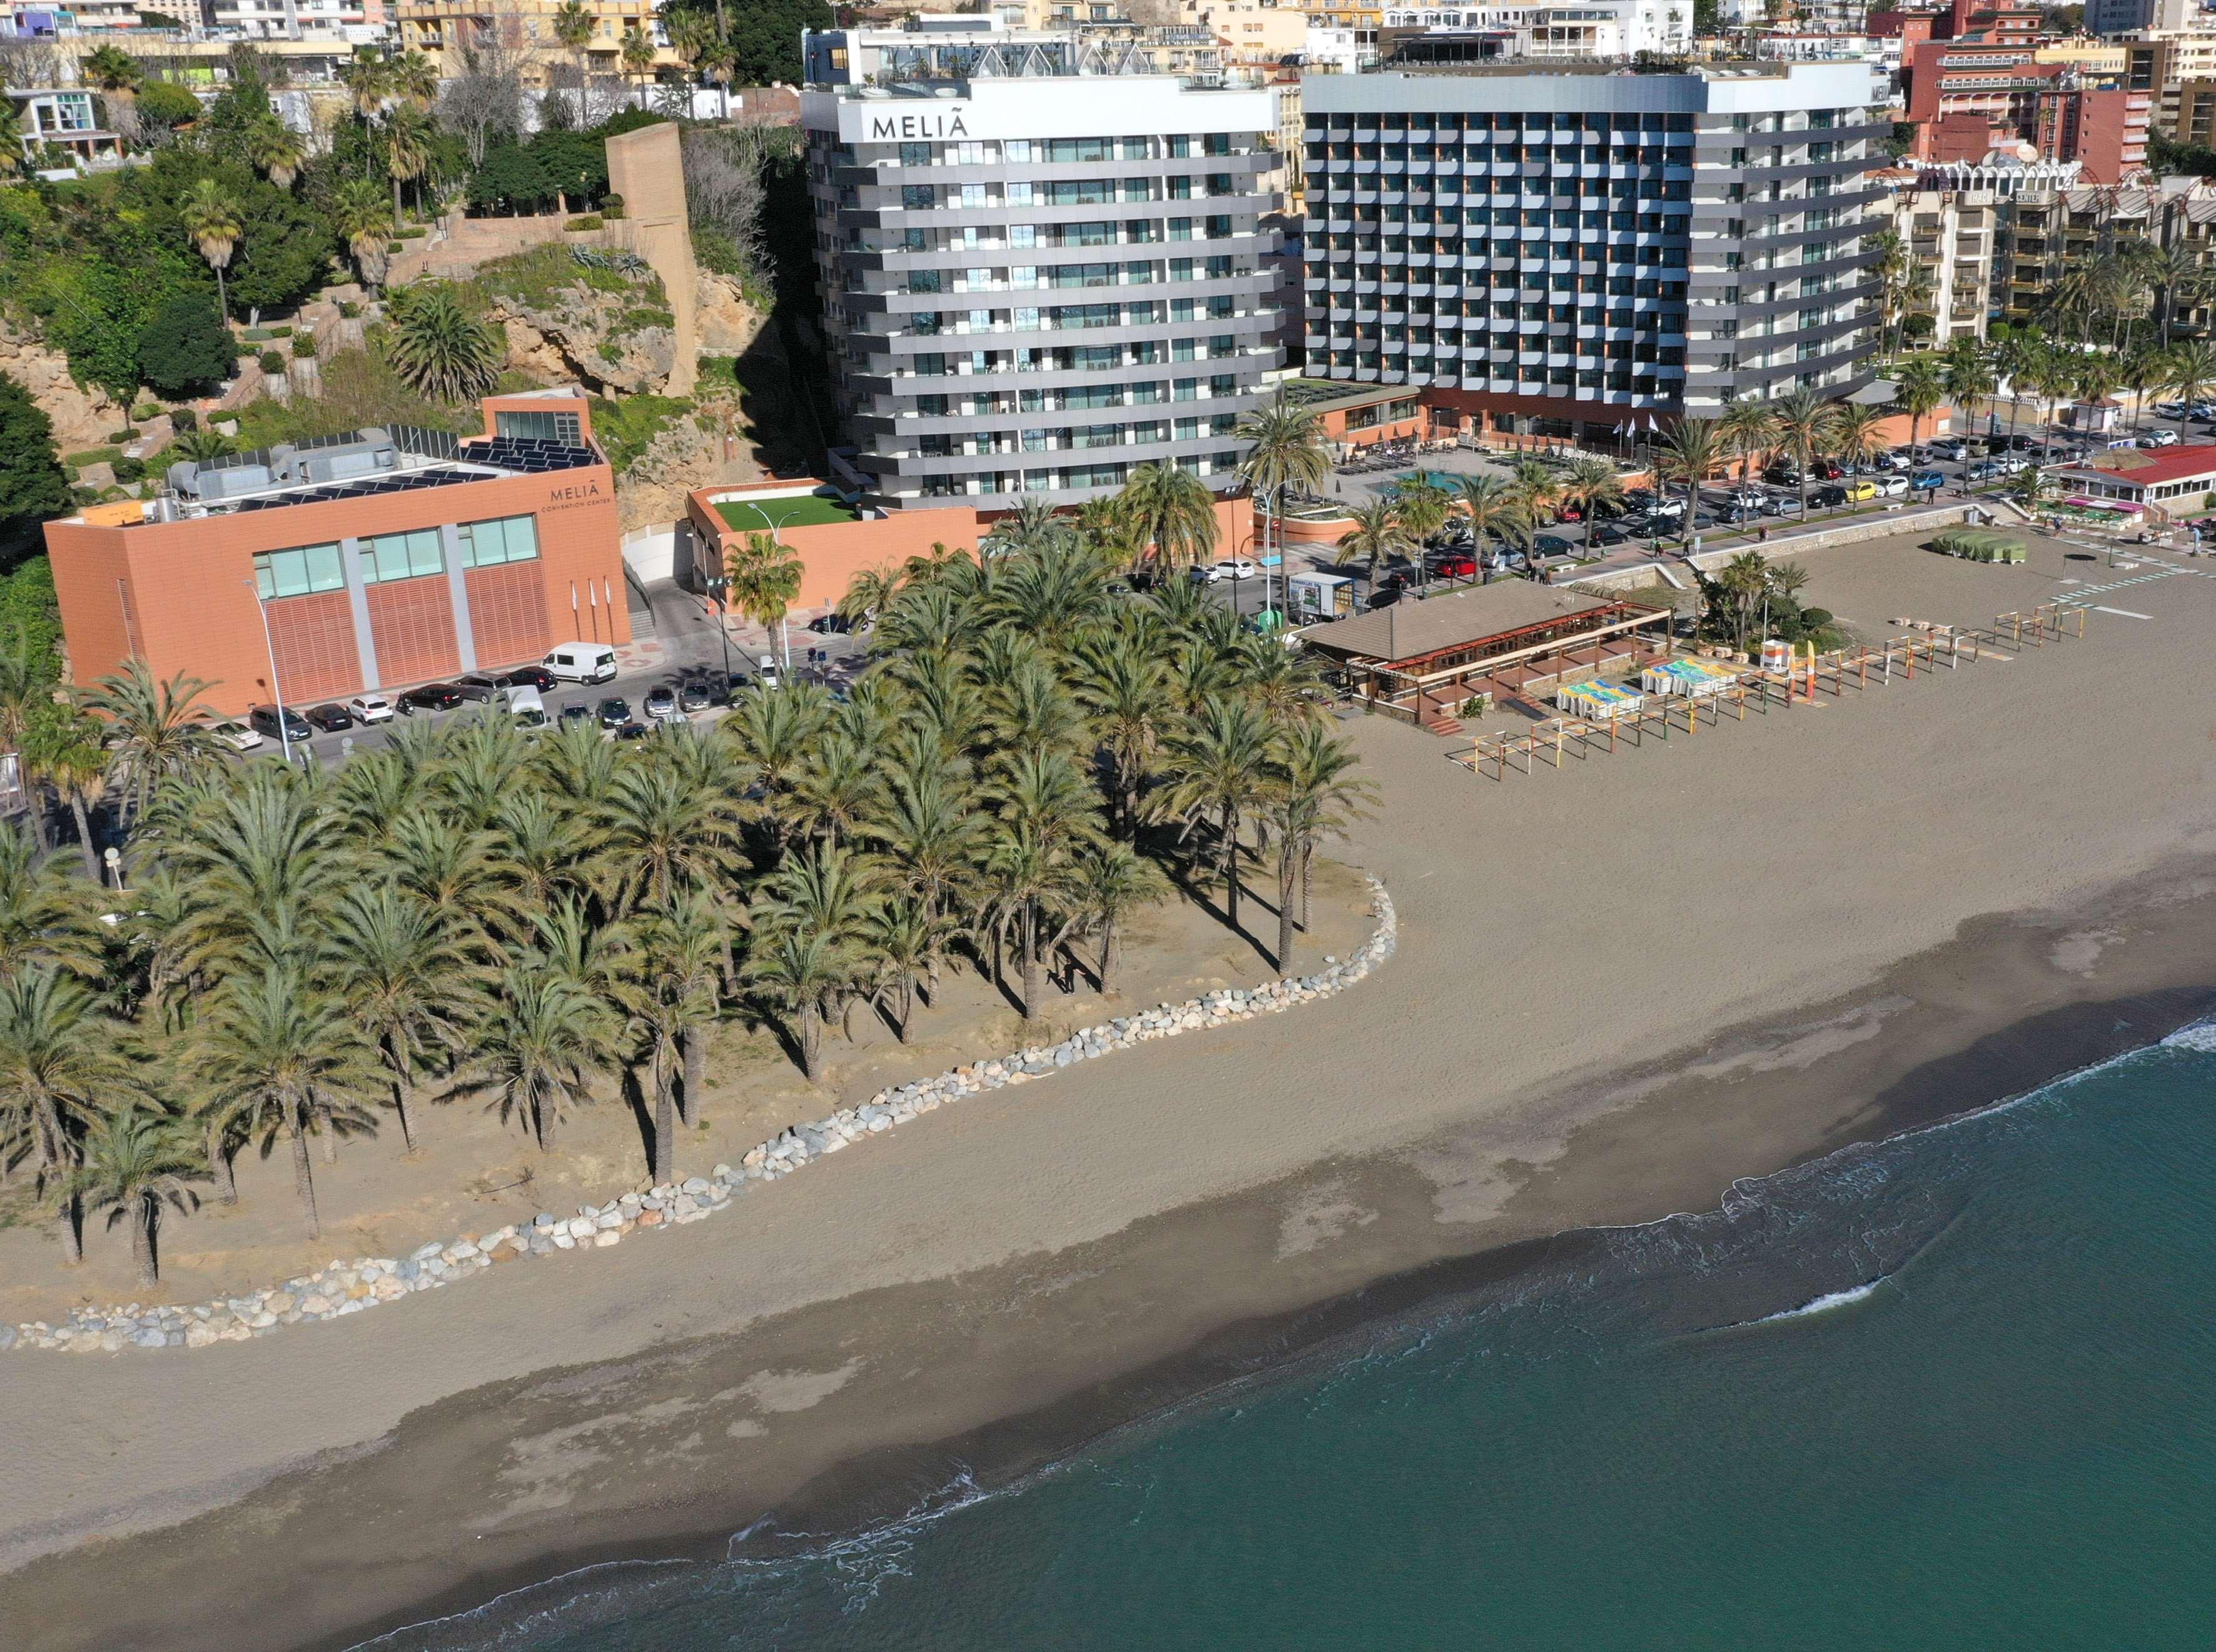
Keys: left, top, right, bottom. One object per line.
{"left": 6, "top": 531, "right": 2216, "bottom": 1652}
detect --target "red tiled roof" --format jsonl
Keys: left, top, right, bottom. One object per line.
{"left": 2056, "top": 444, "right": 2216, "bottom": 488}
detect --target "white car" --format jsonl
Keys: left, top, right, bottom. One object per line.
{"left": 756, "top": 655, "right": 782, "bottom": 691}
{"left": 211, "top": 720, "right": 263, "bottom": 752}
{"left": 1193, "top": 558, "right": 1261, "bottom": 583}
{"left": 1877, "top": 475, "right": 1910, "bottom": 497}
{"left": 348, "top": 693, "right": 395, "bottom": 725}
{"left": 2142, "top": 428, "right": 2179, "bottom": 448}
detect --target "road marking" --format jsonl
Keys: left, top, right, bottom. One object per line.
{"left": 2093, "top": 606, "right": 2153, "bottom": 619}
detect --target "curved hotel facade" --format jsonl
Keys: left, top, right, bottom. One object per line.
{"left": 801, "top": 63, "right": 1285, "bottom": 510}
{"left": 1301, "top": 61, "right": 1888, "bottom": 446}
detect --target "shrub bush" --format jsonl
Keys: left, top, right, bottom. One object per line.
{"left": 103, "top": 429, "right": 137, "bottom": 445}
{"left": 113, "top": 455, "right": 146, "bottom": 483}
{"left": 338, "top": 300, "right": 361, "bottom": 318}
{"left": 565, "top": 214, "right": 603, "bottom": 231}
{"left": 241, "top": 328, "right": 271, "bottom": 342}
{"left": 70, "top": 485, "right": 101, "bottom": 506}
{"left": 267, "top": 325, "right": 293, "bottom": 338}
{"left": 139, "top": 293, "right": 239, "bottom": 400}
{"left": 64, "top": 447, "right": 123, "bottom": 469}
{"left": 131, "top": 403, "right": 162, "bottom": 421}
{"left": 1801, "top": 607, "right": 1833, "bottom": 630}
{"left": 258, "top": 350, "right": 286, "bottom": 374}
{"left": 169, "top": 408, "right": 198, "bottom": 433}
{"left": 601, "top": 193, "right": 624, "bottom": 219}
{"left": 292, "top": 334, "right": 318, "bottom": 358}
{"left": 387, "top": 240, "right": 403, "bottom": 253}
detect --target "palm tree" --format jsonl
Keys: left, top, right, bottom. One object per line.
{"left": 1506, "top": 458, "right": 1564, "bottom": 525}
{"left": 72, "top": 1105, "right": 201, "bottom": 1289}
{"left": 192, "top": 967, "right": 377, "bottom": 1237}
{"left": 1234, "top": 388, "right": 1329, "bottom": 620}
{"left": 382, "top": 282, "right": 503, "bottom": 402}
{"left": 861, "top": 896, "right": 951, "bottom": 1039}
{"left": 1071, "top": 840, "right": 1168, "bottom": 992}
{"left": 620, "top": 24, "right": 657, "bottom": 110}
{"left": 1714, "top": 549, "right": 1770, "bottom": 653}
{"left": 1654, "top": 418, "right": 1726, "bottom": 541}
{"left": 179, "top": 177, "right": 242, "bottom": 326}
{"left": 383, "top": 101, "right": 433, "bottom": 226}
{"left": 81, "top": 44, "right": 142, "bottom": 144}
{"left": 78, "top": 660, "right": 221, "bottom": 830}
{"left": 20, "top": 709, "right": 107, "bottom": 882}
{"left": 1332, "top": 498, "right": 1411, "bottom": 593}
{"left": 1392, "top": 478, "right": 1454, "bottom": 587}
{"left": 1155, "top": 692, "right": 1275, "bottom": 932}
{"left": 392, "top": 48, "right": 440, "bottom": 111}
{"left": 1892, "top": 355, "right": 1946, "bottom": 467}
{"left": 1561, "top": 456, "right": 1625, "bottom": 527}
{"left": 1829, "top": 402, "right": 1891, "bottom": 476}
{"left": 246, "top": 118, "right": 305, "bottom": 191}
{"left": 2167, "top": 341, "right": 2216, "bottom": 445}
{"left": 621, "top": 898, "right": 721, "bottom": 1181}
{"left": 1942, "top": 348, "right": 1998, "bottom": 449}
{"left": 1768, "top": 387, "right": 1838, "bottom": 519}
{"left": 724, "top": 530, "right": 804, "bottom": 677}
{"left": 981, "top": 817, "right": 1079, "bottom": 1020}
{"left": 1120, "top": 461, "right": 1220, "bottom": 575}
{"left": 552, "top": 0, "right": 597, "bottom": 116}
{"left": 330, "top": 887, "right": 468, "bottom": 1152}
{"left": 457, "top": 970, "right": 606, "bottom": 1151}
{"left": 1268, "top": 720, "right": 1376, "bottom": 970}
{"left": 331, "top": 176, "right": 395, "bottom": 293}
{"left": 1454, "top": 474, "right": 1532, "bottom": 573}
{"left": 1718, "top": 396, "right": 1776, "bottom": 487}
{"left": 0, "top": 964, "right": 121, "bottom": 1264}
{"left": 742, "top": 927, "right": 853, "bottom": 1083}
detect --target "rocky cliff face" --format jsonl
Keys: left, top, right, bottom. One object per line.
{"left": 0, "top": 320, "right": 129, "bottom": 451}
{"left": 485, "top": 263, "right": 763, "bottom": 398}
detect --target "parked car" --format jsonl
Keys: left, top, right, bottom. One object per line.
{"left": 756, "top": 655, "right": 782, "bottom": 691}
{"left": 1763, "top": 464, "right": 1801, "bottom": 486}
{"left": 1720, "top": 504, "right": 1765, "bottom": 525}
{"left": 1867, "top": 451, "right": 1906, "bottom": 473}
{"left": 1844, "top": 479, "right": 1880, "bottom": 503}
{"left": 679, "top": 681, "right": 715, "bottom": 713}
{"left": 1367, "top": 585, "right": 1403, "bottom": 609}
{"left": 2155, "top": 401, "right": 2190, "bottom": 420}
{"left": 1812, "top": 483, "right": 1849, "bottom": 508}
{"left": 596, "top": 697, "right": 631, "bottom": 729}
{"left": 398, "top": 683, "right": 465, "bottom": 715}
{"left": 1966, "top": 459, "right": 2003, "bottom": 481}
{"left": 1192, "top": 558, "right": 1261, "bottom": 583}
{"left": 1809, "top": 458, "right": 1844, "bottom": 481}
{"left": 1928, "top": 436, "right": 1968, "bottom": 460}
{"left": 246, "top": 704, "right": 312, "bottom": 743}
{"left": 303, "top": 703, "right": 353, "bottom": 733}
{"left": 1555, "top": 502, "right": 1584, "bottom": 522}
{"left": 1587, "top": 523, "right": 1629, "bottom": 546}
{"left": 506, "top": 687, "right": 549, "bottom": 730}
{"left": 1621, "top": 488, "right": 1659, "bottom": 513}
{"left": 614, "top": 722, "right": 652, "bottom": 742}
{"left": 1484, "top": 550, "right": 1529, "bottom": 572}
{"left": 211, "top": 720, "right": 263, "bottom": 752}
{"left": 806, "top": 612, "right": 853, "bottom": 634}
{"left": 1878, "top": 475, "right": 1911, "bottom": 497}
{"left": 499, "top": 666, "right": 557, "bottom": 692}
{"left": 1911, "top": 470, "right": 1946, "bottom": 490}
{"left": 1427, "top": 552, "right": 1478, "bottom": 578}
{"left": 559, "top": 703, "right": 595, "bottom": 730}
{"left": 1534, "top": 534, "right": 1576, "bottom": 556}
{"left": 644, "top": 685, "right": 685, "bottom": 723}
{"left": 2142, "top": 427, "right": 2180, "bottom": 448}
{"left": 347, "top": 693, "right": 395, "bottom": 725}
{"left": 454, "top": 673, "right": 503, "bottom": 703}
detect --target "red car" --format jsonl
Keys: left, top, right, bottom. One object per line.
{"left": 1428, "top": 553, "right": 1477, "bottom": 578}
{"left": 1811, "top": 458, "right": 1844, "bottom": 480}
{"left": 1556, "top": 503, "right": 1584, "bottom": 522}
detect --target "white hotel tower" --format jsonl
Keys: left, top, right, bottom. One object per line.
{"left": 801, "top": 24, "right": 1286, "bottom": 509}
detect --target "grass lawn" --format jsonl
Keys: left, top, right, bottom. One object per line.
{"left": 716, "top": 494, "right": 861, "bottom": 530}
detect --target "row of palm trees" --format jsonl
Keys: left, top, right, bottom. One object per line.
{"left": 0, "top": 534, "right": 1372, "bottom": 1287}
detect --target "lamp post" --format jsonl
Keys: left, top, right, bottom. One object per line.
{"left": 244, "top": 578, "right": 293, "bottom": 767}
{"left": 703, "top": 573, "right": 735, "bottom": 687}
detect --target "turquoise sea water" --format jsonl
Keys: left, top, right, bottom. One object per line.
{"left": 372, "top": 1026, "right": 2216, "bottom": 1652}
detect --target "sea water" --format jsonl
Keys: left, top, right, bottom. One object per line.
{"left": 372, "top": 1027, "right": 2216, "bottom": 1651}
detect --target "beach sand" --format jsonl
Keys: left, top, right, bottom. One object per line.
{"left": 6, "top": 529, "right": 2216, "bottom": 1652}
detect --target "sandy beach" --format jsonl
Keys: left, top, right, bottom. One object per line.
{"left": 6, "top": 528, "right": 2216, "bottom": 1652}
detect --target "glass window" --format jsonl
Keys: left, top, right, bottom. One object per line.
{"left": 494, "top": 409, "right": 582, "bottom": 445}
{"left": 459, "top": 514, "right": 540, "bottom": 569}
{"left": 363, "top": 527, "right": 445, "bottom": 585}
{"left": 252, "top": 541, "right": 345, "bottom": 600}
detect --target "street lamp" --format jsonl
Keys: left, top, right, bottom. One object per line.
{"left": 243, "top": 578, "right": 293, "bottom": 767}
{"left": 703, "top": 573, "right": 735, "bottom": 687}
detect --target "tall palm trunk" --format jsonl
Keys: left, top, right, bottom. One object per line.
{"left": 1299, "top": 845, "right": 1315, "bottom": 930}
{"left": 532, "top": 1087, "right": 554, "bottom": 1152}
{"left": 680, "top": 1024, "right": 705, "bottom": 1126}
{"left": 652, "top": 1049, "right": 675, "bottom": 1185}
{"left": 205, "top": 1117, "right": 236, "bottom": 1204}
{"left": 34, "top": 1094, "right": 80, "bottom": 1263}
{"left": 1097, "top": 915, "right": 1121, "bottom": 994}
{"left": 1276, "top": 840, "right": 1297, "bottom": 972}
{"left": 67, "top": 794, "right": 97, "bottom": 882}
{"left": 289, "top": 1107, "right": 321, "bottom": 1238}
{"left": 389, "top": 1072, "right": 418, "bottom": 1152}
{"left": 1019, "top": 899, "right": 1043, "bottom": 1021}
{"left": 131, "top": 1197, "right": 157, "bottom": 1289}
{"left": 797, "top": 1004, "right": 822, "bottom": 1083}
{"left": 1220, "top": 808, "right": 1241, "bottom": 928}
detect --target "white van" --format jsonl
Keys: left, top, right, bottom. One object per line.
{"left": 505, "top": 685, "right": 549, "bottom": 728}
{"left": 544, "top": 642, "right": 617, "bottom": 684}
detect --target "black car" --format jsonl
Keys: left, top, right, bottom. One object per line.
{"left": 303, "top": 703, "right": 353, "bottom": 733}
{"left": 678, "top": 682, "right": 714, "bottom": 713}
{"left": 597, "top": 697, "right": 631, "bottom": 729}
{"left": 1812, "top": 484, "right": 1848, "bottom": 508}
{"left": 454, "top": 674, "right": 503, "bottom": 703}
{"left": 248, "top": 703, "right": 313, "bottom": 742}
{"left": 1368, "top": 585, "right": 1404, "bottom": 609}
{"left": 559, "top": 703, "right": 595, "bottom": 729}
{"left": 806, "top": 613, "right": 852, "bottom": 635}
{"left": 1587, "top": 523, "right": 1629, "bottom": 546}
{"left": 1533, "top": 535, "right": 1576, "bottom": 555}
{"left": 1764, "top": 465, "right": 1802, "bottom": 486}
{"left": 614, "top": 722, "right": 652, "bottom": 741}
{"left": 501, "top": 666, "right": 557, "bottom": 692}
{"left": 398, "top": 683, "right": 465, "bottom": 715}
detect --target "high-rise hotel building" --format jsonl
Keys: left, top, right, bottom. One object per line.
{"left": 1301, "top": 62, "right": 1887, "bottom": 445}
{"left": 801, "top": 25, "right": 1284, "bottom": 508}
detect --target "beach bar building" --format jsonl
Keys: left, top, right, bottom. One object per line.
{"left": 2042, "top": 444, "right": 2216, "bottom": 518}
{"left": 1296, "top": 582, "right": 1673, "bottom": 732}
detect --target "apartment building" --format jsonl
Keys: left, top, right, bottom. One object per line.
{"left": 2001, "top": 175, "right": 2216, "bottom": 326}
{"left": 396, "top": 0, "right": 684, "bottom": 86}
{"left": 800, "top": 50, "right": 1283, "bottom": 508}
{"left": 206, "top": 0, "right": 383, "bottom": 39}
{"left": 43, "top": 392, "right": 626, "bottom": 717}
{"left": 3, "top": 86, "right": 120, "bottom": 167}
{"left": 2089, "top": 0, "right": 2193, "bottom": 36}
{"left": 1374, "top": 0, "right": 1692, "bottom": 58}
{"left": 1300, "top": 62, "right": 1885, "bottom": 447}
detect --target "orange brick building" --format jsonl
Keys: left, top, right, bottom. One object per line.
{"left": 45, "top": 391, "right": 628, "bottom": 717}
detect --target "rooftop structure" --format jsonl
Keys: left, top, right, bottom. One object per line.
{"left": 44, "top": 392, "right": 627, "bottom": 716}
